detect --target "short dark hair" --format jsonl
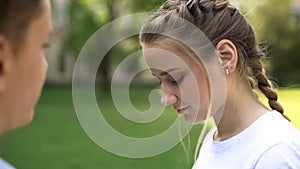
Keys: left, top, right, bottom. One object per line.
{"left": 0, "top": 0, "right": 43, "bottom": 52}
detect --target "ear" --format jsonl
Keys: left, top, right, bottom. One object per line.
{"left": 0, "top": 35, "right": 11, "bottom": 92}
{"left": 216, "top": 39, "right": 238, "bottom": 75}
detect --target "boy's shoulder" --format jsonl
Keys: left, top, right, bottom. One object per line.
{"left": 0, "top": 158, "right": 15, "bottom": 169}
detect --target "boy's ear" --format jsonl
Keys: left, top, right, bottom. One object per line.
{"left": 0, "top": 35, "right": 11, "bottom": 92}
{"left": 216, "top": 39, "right": 238, "bottom": 74}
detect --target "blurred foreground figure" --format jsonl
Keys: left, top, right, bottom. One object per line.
{"left": 0, "top": 0, "right": 53, "bottom": 168}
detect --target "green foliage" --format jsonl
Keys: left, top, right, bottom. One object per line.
{"left": 64, "top": 0, "right": 167, "bottom": 55}
{"left": 63, "top": 0, "right": 169, "bottom": 89}
{"left": 0, "top": 86, "right": 203, "bottom": 169}
{"left": 65, "top": 0, "right": 100, "bottom": 55}
{"left": 0, "top": 86, "right": 300, "bottom": 168}
{"left": 129, "top": 0, "right": 166, "bottom": 13}
{"left": 249, "top": 0, "right": 300, "bottom": 86}
{"left": 64, "top": 0, "right": 300, "bottom": 87}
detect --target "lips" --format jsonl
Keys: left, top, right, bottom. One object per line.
{"left": 175, "top": 106, "right": 188, "bottom": 114}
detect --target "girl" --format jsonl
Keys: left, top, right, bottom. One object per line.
{"left": 0, "top": 0, "right": 52, "bottom": 168}
{"left": 140, "top": 0, "right": 300, "bottom": 168}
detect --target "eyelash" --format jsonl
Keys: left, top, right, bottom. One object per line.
{"left": 154, "top": 75, "right": 184, "bottom": 87}
{"left": 43, "top": 42, "right": 50, "bottom": 49}
{"left": 171, "top": 76, "right": 184, "bottom": 85}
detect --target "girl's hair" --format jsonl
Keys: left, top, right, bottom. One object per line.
{"left": 140, "top": 0, "right": 290, "bottom": 121}
{"left": 140, "top": 0, "right": 290, "bottom": 162}
{"left": 0, "top": 0, "right": 44, "bottom": 53}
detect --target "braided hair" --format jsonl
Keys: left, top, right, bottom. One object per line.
{"left": 140, "top": 0, "right": 290, "bottom": 121}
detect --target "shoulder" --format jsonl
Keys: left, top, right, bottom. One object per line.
{"left": 255, "top": 110, "right": 300, "bottom": 142}
{"left": 253, "top": 110, "right": 300, "bottom": 168}
{"left": 0, "top": 158, "right": 15, "bottom": 169}
{"left": 254, "top": 141, "right": 300, "bottom": 169}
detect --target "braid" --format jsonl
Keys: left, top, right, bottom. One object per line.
{"left": 158, "top": 0, "right": 235, "bottom": 17}
{"left": 249, "top": 59, "right": 290, "bottom": 121}
{"left": 186, "top": 0, "right": 236, "bottom": 13}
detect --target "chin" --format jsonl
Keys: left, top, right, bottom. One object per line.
{"left": 183, "top": 113, "right": 207, "bottom": 124}
{"left": 181, "top": 106, "right": 208, "bottom": 124}
{"left": 11, "top": 109, "right": 35, "bottom": 131}
{"left": 23, "top": 109, "right": 35, "bottom": 125}
{"left": 0, "top": 107, "right": 35, "bottom": 134}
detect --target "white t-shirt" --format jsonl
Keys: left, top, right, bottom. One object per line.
{"left": 0, "top": 158, "right": 15, "bottom": 169}
{"left": 192, "top": 110, "right": 300, "bottom": 169}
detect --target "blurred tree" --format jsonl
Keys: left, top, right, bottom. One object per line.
{"left": 65, "top": 0, "right": 116, "bottom": 89}
{"left": 64, "top": 0, "right": 167, "bottom": 89}
{"left": 65, "top": 0, "right": 99, "bottom": 55}
{"left": 129, "top": 0, "right": 165, "bottom": 13}
{"left": 249, "top": 0, "right": 300, "bottom": 86}
{"left": 65, "top": 0, "right": 300, "bottom": 87}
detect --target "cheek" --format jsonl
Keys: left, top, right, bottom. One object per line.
{"left": 199, "top": 82, "right": 209, "bottom": 104}
{"left": 41, "top": 52, "right": 49, "bottom": 68}
{"left": 34, "top": 56, "right": 48, "bottom": 95}
{"left": 40, "top": 56, "right": 48, "bottom": 79}
{"left": 179, "top": 75, "right": 202, "bottom": 107}
{"left": 197, "top": 75, "right": 210, "bottom": 111}
{"left": 35, "top": 51, "right": 48, "bottom": 78}
{"left": 23, "top": 51, "right": 48, "bottom": 101}
{"left": 182, "top": 75, "right": 210, "bottom": 122}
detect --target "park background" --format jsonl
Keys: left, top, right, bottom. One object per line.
{"left": 1, "top": 0, "right": 300, "bottom": 168}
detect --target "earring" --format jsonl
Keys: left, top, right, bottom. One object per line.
{"left": 225, "top": 69, "right": 230, "bottom": 75}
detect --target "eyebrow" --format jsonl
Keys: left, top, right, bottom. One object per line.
{"left": 159, "top": 68, "right": 181, "bottom": 76}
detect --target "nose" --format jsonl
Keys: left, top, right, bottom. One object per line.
{"left": 160, "top": 84, "right": 177, "bottom": 106}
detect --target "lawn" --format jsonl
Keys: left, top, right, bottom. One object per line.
{"left": 0, "top": 86, "right": 202, "bottom": 169}
{"left": 277, "top": 88, "right": 300, "bottom": 129}
{"left": 0, "top": 86, "right": 299, "bottom": 169}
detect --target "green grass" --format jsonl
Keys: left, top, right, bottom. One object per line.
{"left": 278, "top": 88, "right": 300, "bottom": 129}
{"left": 258, "top": 87, "right": 300, "bottom": 129}
{"left": 0, "top": 86, "right": 299, "bottom": 169}
{"left": 0, "top": 86, "right": 203, "bottom": 169}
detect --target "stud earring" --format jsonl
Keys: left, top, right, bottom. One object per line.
{"left": 225, "top": 69, "right": 230, "bottom": 75}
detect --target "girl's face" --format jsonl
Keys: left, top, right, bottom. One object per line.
{"left": 143, "top": 44, "right": 210, "bottom": 124}
{"left": 1, "top": 0, "right": 52, "bottom": 130}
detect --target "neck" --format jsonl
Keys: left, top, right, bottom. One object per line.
{"left": 0, "top": 104, "right": 11, "bottom": 135}
{"left": 213, "top": 77, "right": 269, "bottom": 141}
{"left": 0, "top": 117, "right": 7, "bottom": 135}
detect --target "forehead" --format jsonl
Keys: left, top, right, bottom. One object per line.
{"left": 142, "top": 45, "right": 202, "bottom": 74}
{"left": 32, "top": 0, "right": 52, "bottom": 32}
{"left": 37, "top": 0, "right": 53, "bottom": 31}
{"left": 23, "top": 0, "right": 52, "bottom": 41}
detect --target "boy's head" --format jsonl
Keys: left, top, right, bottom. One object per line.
{"left": 0, "top": 0, "right": 53, "bottom": 133}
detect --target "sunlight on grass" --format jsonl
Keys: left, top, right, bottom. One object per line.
{"left": 279, "top": 88, "right": 300, "bottom": 130}
{"left": 259, "top": 88, "right": 300, "bottom": 130}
